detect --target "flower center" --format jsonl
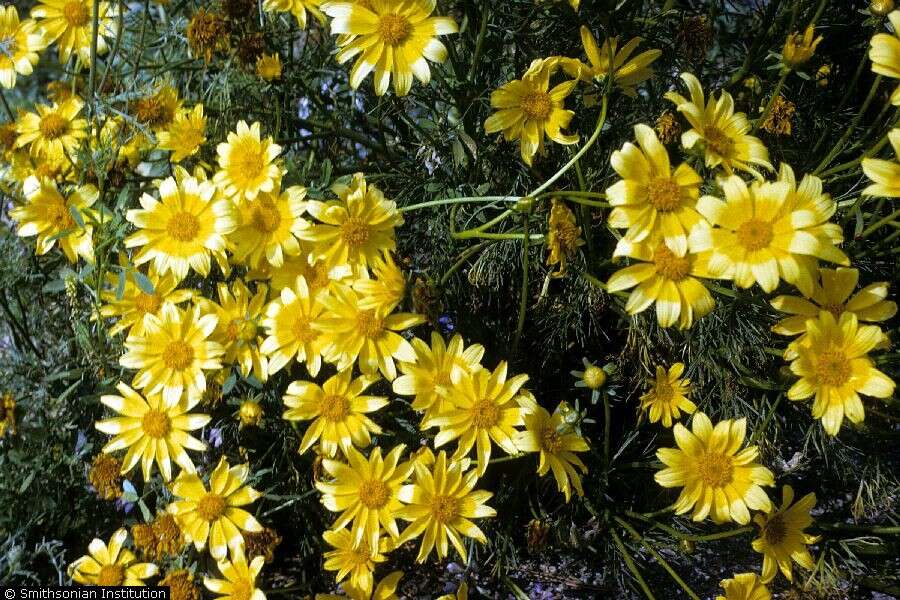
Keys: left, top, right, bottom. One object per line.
{"left": 736, "top": 218, "right": 774, "bottom": 251}
{"left": 762, "top": 515, "right": 787, "bottom": 546}
{"left": 653, "top": 244, "right": 691, "bottom": 281}
{"left": 141, "top": 409, "right": 171, "bottom": 438}
{"left": 96, "top": 564, "right": 124, "bottom": 586}
{"left": 46, "top": 200, "right": 75, "bottom": 229}
{"left": 378, "top": 14, "right": 412, "bottom": 45}
{"left": 358, "top": 479, "right": 390, "bottom": 509}
{"left": 227, "top": 318, "right": 258, "bottom": 342}
{"left": 134, "top": 292, "right": 161, "bottom": 314}
{"left": 39, "top": 112, "right": 69, "bottom": 140}
{"left": 430, "top": 495, "right": 459, "bottom": 523}
{"left": 520, "top": 92, "right": 552, "bottom": 121}
{"left": 196, "top": 492, "right": 226, "bottom": 521}
{"left": 63, "top": 1, "right": 91, "bottom": 27}
{"left": 814, "top": 348, "right": 851, "bottom": 387}
{"left": 341, "top": 217, "right": 370, "bottom": 248}
{"left": 320, "top": 394, "right": 350, "bottom": 422}
{"left": 249, "top": 199, "right": 281, "bottom": 233}
{"left": 823, "top": 303, "right": 844, "bottom": 318}
{"left": 696, "top": 451, "right": 734, "bottom": 488}
{"left": 234, "top": 140, "right": 265, "bottom": 177}
{"left": 540, "top": 427, "right": 563, "bottom": 454}
{"left": 167, "top": 211, "right": 201, "bottom": 242}
{"left": 654, "top": 381, "right": 674, "bottom": 403}
{"left": 433, "top": 370, "right": 452, "bottom": 387}
{"left": 471, "top": 399, "right": 500, "bottom": 429}
{"left": 163, "top": 341, "right": 194, "bottom": 370}
{"left": 355, "top": 310, "right": 383, "bottom": 339}
{"left": 647, "top": 178, "right": 683, "bottom": 212}
{"left": 229, "top": 580, "right": 253, "bottom": 600}
{"left": 703, "top": 126, "right": 735, "bottom": 157}
{"left": 290, "top": 315, "right": 318, "bottom": 343}
{"left": 582, "top": 366, "right": 606, "bottom": 389}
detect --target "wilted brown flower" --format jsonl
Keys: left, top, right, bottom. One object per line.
{"left": 412, "top": 277, "right": 442, "bottom": 323}
{"left": 158, "top": 570, "right": 201, "bottom": 600}
{"left": 546, "top": 199, "right": 585, "bottom": 277}
{"left": 132, "top": 514, "right": 184, "bottom": 560}
{"left": 655, "top": 111, "right": 681, "bottom": 145}
{"left": 133, "top": 86, "right": 181, "bottom": 130}
{"left": 761, "top": 95, "right": 796, "bottom": 136}
{"left": 244, "top": 527, "right": 283, "bottom": 563}
{"left": 526, "top": 519, "right": 550, "bottom": 553}
{"left": 186, "top": 9, "right": 229, "bottom": 62}
{"left": 236, "top": 32, "right": 266, "bottom": 66}
{"left": 675, "top": 16, "right": 713, "bottom": 64}
{"left": 222, "top": 0, "right": 258, "bottom": 22}
{"left": 88, "top": 454, "right": 122, "bottom": 500}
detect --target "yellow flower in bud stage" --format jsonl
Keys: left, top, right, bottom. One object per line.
{"left": 571, "top": 358, "right": 606, "bottom": 390}
{"left": 197, "top": 280, "right": 269, "bottom": 382}
{"left": 392, "top": 332, "right": 485, "bottom": 422}
{"left": 424, "top": 362, "right": 527, "bottom": 477}
{"left": 238, "top": 399, "right": 264, "bottom": 428}
{"left": 168, "top": 456, "right": 264, "bottom": 561}
{"left": 715, "top": 573, "right": 770, "bottom": 600}
{"left": 125, "top": 167, "right": 237, "bottom": 281}
{"left": 158, "top": 105, "right": 207, "bottom": 163}
{"left": 782, "top": 25, "right": 823, "bottom": 69}
{"left": 655, "top": 412, "right": 774, "bottom": 524}
{"left": 545, "top": 199, "right": 584, "bottom": 277}
{"left": 862, "top": 129, "right": 900, "bottom": 197}
{"left": 752, "top": 485, "right": 819, "bottom": 583}
{"left": 514, "top": 396, "right": 589, "bottom": 502}
{"left": 259, "top": 275, "right": 327, "bottom": 377}
{"left": 640, "top": 363, "right": 696, "bottom": 428}
{"left": 262, "top": 0, "right": 324, "bottom": 29}
{"left": 322, "top": 526, "right": 389, "bottom": 597}
{"left": 484, "top": 58, "right": 579, "bottom": 166}
{"left": 300, "top": 173, "right": 402, "bottom": 269}
{"left": 248, "top": 252, "right": 353, "bottom": 294}
{"left": 787, "top": 312, "right": 895, "bottom": 436}
{"left": 353, "top": 253, "right": 406, "bottom": 313}
{"left": 214, "top": 120, "right": 283, "bottom": 202}
{"left": 0, "top": 392, "right": 16, "bottom": 438}
{"left": 31, "top": 0, "right": 118, "bottom": 66}
{"left": 68, "top": 529, "right": 158, "bottom": 586}
{"left": 562, "top": 26, "right": 661, "bottom": 97}
{"left": 16, "top": 97, "right": 87, "bottom": 158}
{"left": 322, "top": 0, "right": 458, "bottom": 97}
{"left": 203, "top": 546, "right": 267, "bottom": 600}
{"left": 95, "top": 382, "right": 210, "bottom": 482}
{"left": 870, "top": 12, "right": 900, "bottom": 104}
{"left": 99, "top": 266, "right": 196, "bottom": 336}
{"left": 317, "top": 571, "right": 403, "bottom": 600}
{"left": 0, "top": 7, "right": 46, "bottom": 89}
{"left": 316, "top": 444, "right": 413, "bottom": 551}
{"left": 230, "top": 185, "right": 309, "bottom": 268}
{"left": 120, "top": 303, "right": 224, "bottom": 407}
{"left": 256, "top": 53, "right": 283, "bottom": 81}
{"left": 871, "top": 0, "right": 895, "bottom": 17}
{"left": 665, "top": 73, "right": 771, "bottom": 176}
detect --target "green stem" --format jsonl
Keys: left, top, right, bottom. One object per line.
{"left": 466, "top": 3, "right": 489, "bottom": 82}
{"left": 749, "top": 393, "right": 784, "bottom": 444}
{"left": 610, "top": 529, "right": 656, "bottom": 600}
{"left": 754, "top": 70, "right": 789, "bottom": 133}
{"left": 602, "top": 392, "right": 611, "bottom": 476}
{"left": 860, "top": 208, "right": 900, "bottom": 238}
{"left": 512, "top": 209, "right": 531, "bottom": 358}
{"left": 401, "top": 196, "right": 518, "bottom": 213}
{"left": 614, "top": 517, "right": 701, "bottom": 600}
{"left": 439, "top": 241, "right": 491, "bottom": 286}
{"left": 814, "top": 76, "right": 882, "bottom": 174}
{"left": 624, "top": 511, "right": 755, "bottom": 541}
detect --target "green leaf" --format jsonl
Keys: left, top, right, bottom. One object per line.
{"left": 18, "top": 471, "right": 35, "bottom": 494}
{"left": 42, "top": 279, "right": 66, "bottom": 293}
{"left": 68, "top": 205, "right": 85, "bottom": 228}
{"left": 138, "top": 499, "right": 152, "bottom": 522}
{"left": 116, "top": 268, "right": 126, "bottom": 300}
{"left": 133, "top": 271, "right": 155, "bottom": 295}
{"left": 223, "top": 371, "right": 237, "bottom": 395}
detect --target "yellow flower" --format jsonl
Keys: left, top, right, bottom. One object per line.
{"left": 158, "top": 105, "right": 207, "bottom": 163}
{"left": 230, "top": 184, "right": 308, "bottom": 268}
{"left": 392, "top": 332, "right": 485, "bottom": 422}
{"left": 606, "top": 124, "right": 703, "bottom": 255}
{"left": 787, "top": 312, "right": 895, "bottom": 436}
{"left": 125, "top": 166, "right": 237, "bottom": 281}
{"left": 0, "top": 7, "right": 46, "bottom": 89}
{"left": 484, "top": 58, "right": 578, "bottom": 166}
{"left": 317, "top": 283, "right": 424, "bottom": 380}
{"left": 562, "top": 26, "right": 661, "bottom": 97}
{"left": 237, "top": 399, "right": 264, "bottom": 428}
{"left": 10, "top": 176, "right": 97, "bottom": 263}
{"left": 655, "top": 412, "right": 774, "bottom": 524}
{"left": 323, "top": 0, "right": 458, "bottom": 96}
{"left": 203, "top": 546, "right": 267, "bottom": 600}
{"left": 871, "top": 12, "right": 900, "bottom": 104}
{"left": 352, "top": 252, "right": 406, "bottom": 313}
{"left": 134, "top": 85, "right": 182, "bottom": 131}
{"left": 640, "top": 363, "right": 696, "bottom": 428}
{"left": 424, "top": 362, "right": 527, "bottom": 477}
{"left": 259, "top": 275, "right": 327, "bottom": 376}
{"left": 571, "top": 358, "right": 607, "bottom": 390}
{"left": 120, "top": 303, "right": 224, "bottom": 407}
{"left": 214, "top": 120, "right": 284, "bottom": 202}
{"left": 198, "top": 280, "right": 269, "bottom": 382}
{"left": 317, "top": 571, "right": 403, "bottom": 600}
{"left": 16, "top": 97, "right": 87, "bottom": 158}
{"left": 95, "top": 382, "right": 210, "bottom": 482}
{"left": 665, "top": 73, "right": 771, "bottom": 176}
{"left": 99, "top": 266, "right": 196, "bottom": 336}
{"left": 545, "top": 199, "right": 584, "bottom": 277}
{"left": 396, "top": 450, "right": 495, "bottom": 562}
{"left": 169, "top": 456, "right": 264, "bottom": 560}
{"left": 316, "top": 444, "right": 413, "bottom": 551}
{"left": 68, "top": 529, "right": 158, "bottom": 586}
{"left": 283, "top": 368, "right": 387, "bottom": 457}
{"left": 715, "top": 573, "right": 770, "bottom": 600}
{"left": 0, "top": 392, "right": 16, "bottom": 438}
{"left": 256, "top": 53, "right": 283, "bottom": 80}
{"left": 322, "top": 527, "right": 389, "bottom": 597}
{"left": 862, "top": 129, "right": 900, "bottom": 197}
{"left": 690, "top": 175, "right": 849, "bottom": 295}
{"left": 300, "top": 173, "right": 402, "bottom": 269}
{"left": 782, "top": 25, "right": 822, "bottom": 69}
{"left": 752, "top": 485, "right": 819, "bottom": 583}
{"left": 514, "top": 397, "right": 589, "bottom": 502}
{"left": 31, "top": 0, "right": 118, "bottom": 66}
{"left": 262, "top": 0, "right": 324, "bottom": 29}
{"left": 872, "top": 0, "right": 896, "bottom": 17}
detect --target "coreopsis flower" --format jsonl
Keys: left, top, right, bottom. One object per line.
{"left": 125, "top": 167, "right": 237, "bottom": 281}
{"left": 690, "top": 175, "right": 849, "bottom": 295}
{"left": 318, "top": 571, "right": 404, "bottom": 600}
{"left": 0, "top": 7, "right": 46, "bottom": 89}
{"left": 562, "top": 26, "right": 661, "bottom": 97}
{"left": 322, "top": 0, "right": 458, "bottom": 97}
{"left": 203, "top": 546, "right": 266, "bottom": 600}
{"left": 158, "top": 105, "right": 207, "bottom": 163}
{"left": 120, "top": 303, "right": 224, "bottom": 407}
{"left": 168, "top": 456, "right": 263, "bottom": 560}
{"left": 88, "top": 453, "right": 123, "bottom": 500}
{"left": 16, "top": 97, "right": 87, "bottom": 158}
{"left": 396, "top": 450, "right": 495, "bottom": 562}
{"left": 316, "top": 444, "right": 414, "bottom": 551}
{"left": 760, "top": 96, "right": 795, "bottom": 136}
{"left": 786, "top": 312, "right": 895, "bottom": 436}
{"left": 862, "top": 129, "right": 900, "bottom": 197}
{"left": 300, "top": 173, "right": 402, "bottom": 269}
{"left": 782, "top": 25, "right": 823, "bottom": 69}
{"left": 606, "top": 124, "right": 703, "bottom": 255}
{"left": 214, "top": 120, "right": 283, "bottom": 202}
{"left": 716, "top": 573, "right": 770, "bottom": 600}
{"left": 424, "top": 362, "right": 527, "bottom": 476}
{"left": 10, "top": 176, "right": 98, "bottom": 263}
{"left": 606, "top": 240, "right": 716, "bottom": 329}
{"left": 186, "top": 8, "right": 229, "bottom": 62}
{"left": 259, "top": 275, "right": 327, "bottom": 376}
{"left": 197, "top": 280, "right": 269, "bottom": 382}
{"left": 230, "top": 185, "right": 308, "bottom": 268}
{"left": 752, "top": 485, "right": 819, "bottom": 583}
{"left": 323, "top": 527, "right": 389, "bottom": 596}
{"left": 262, "top": 0, "right": 324, "bottom": 29}
{"left": 514, "top": 397, "right": 589, "bottom": 502}
{"left": 655, "top": 412, "right": 774, "bottom": 524}
{"left": 665, "top": 73, "right": 771, "bottom": 176}
{"left": 99, "top": 266, "right": 196, "bottom": 336}
{"left": 870, "top": 12, "right": 900, "bottom": 104}
{"left": 640, "top": 363, "right": 696, "bottom": 427}
{"left": 68, "top": 529, "right": 158, "bottom": 586}
{"left": 95, "top": 382, "right": 210, "bottom": 482}
{"left": 353, "top": 253, "right": 406, "bottom": 313}
{"left": 159, "top": 570, "right": 201, "bottom": 600}
{"left": 282, "top": 368, "right": 387, "bottom": 457}
{"left": 134, "top": 85, "right": 182, "bottom": 131}
{"left": 392, "top": 332, "right": 485, "bottom": 422}
{"left": 571, "top": 358, "right": 607, "bottom": 390}
{"left": 31, "top": 0, "right": 118, "bottom": 65}
{"left": 483, "top": 58, "right": 578, "bottom": 166}
{"left": 545, "top": 199, "right": 584, "bottom": 276}
{"left": 256, "top": 53, "right": 283, "bottom": 80}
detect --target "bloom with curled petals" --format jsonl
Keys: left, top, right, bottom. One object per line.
{"left": 0, "top": 6, "right": 46, "bottom": 89}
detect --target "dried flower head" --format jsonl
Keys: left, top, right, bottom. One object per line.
{"left": 159, "top": 570, "right": 201, "bottom": 600}
{"left": 88, "top": 453, "right": 122, "bottom": 500}
{"left": 761, "top": 96, "right": 796, "bottom": 136}
{"left": 655, "top": 110, "right": 681, "bottom": 145}
{"left": 186, "top": 9, "right": 229, "bottom": 62}
{"left": 676, "top": 15, "right": 714, "bottom": 64}
{"left": 244, "top": 527, "right": 283, "bottom": 563}
{"left": 545, "top": 199, "right": 585, "bottom": 276}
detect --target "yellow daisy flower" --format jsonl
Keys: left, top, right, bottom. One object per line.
{"left": 282, "top": 368, "right": 387, "bottom": 457}
{"left": 514, "top": 397, "right": 589, "bottom": 502}
{"left": 352, "top": 252, "right": 406, "bottom": 313}
{"left": 214, "top": 120, "right": 284, "bottom": 202}
{"left": 68, "top": 529, "right": 157, "bottom": 586}
{"left": 787, "top": 312, "right": 895, "bottom": 436}
{"left": 716, "top": 573, "right": 770, "bottom": 600}
{"left": 322, "top": 527, "right": 389, "bottom": 596}
{"left": 665, "top": 72, "right": 771, "bottom": 176}
{"left": 606, "top": 124, "right": 703, "bottom": 255}
{"left": 571, "top": 358, "right": 607, "bottom": 390}
{"left": 655, "top": 412, "right": 774, "bottom": 524}
{"left": 483, "top": 57, "right": 578, "bottom": 166}
{"left": 396, "top": 450, "right": 495, "bottom": 562}
{"left": 16, "top": 97, "right": 87, "bottom": 158}
{"left": 99, "top": 266, "right": 196, "bottom": 336}
{"left": 120, "top": 303, "right": 224, "bottom": 407}
{"left": 317, "top": 571, "right": 403, "bottom": 600}
{"left": 168, "top": 456, "right": 263, "bottom": 560}
{"left": 639, "top": 363, "right": 696, "bottom": 428}
{"left": 562, "top": 26, "right": 661, "bottom": 97}
{"left": 322, "top": 0, "right": 458, "bottom": 96}
{"left": 424, "top": 362, "right": 527, "bottom": 477}
{"left": 752, "top": 485, "right": 819, "bottom": 583}
{"left": 158, "top": 105, "right": 207, "bottom": 163}
{"left": 862, "top": 129, "right": 900, "bottom": 197}
{"left": 259, "top": 275, "right": 327, "bottom": 377}
{"left": 31, "top": 0, "right": 118, "bottom": 65}
{"left": 869, "top": 11, "right": 900, "bottom": 105}
{"left": 248, "top": 252, "right": 353, "bottom": 294}
{"left": 262, "top": 0, "right": 324, "bottom": 29}
{"left": 256, "top": 52, "right": 283, "bottom": 81}
{"left": 0, "top": 6, "right": 46, "bottom": 89}
{"left": 95, "top": 382, "right": 210, "bottom": 482}
{"left": 203, "top": 546, "right": 267, "bottom": 600}
{"left": 125, "top": 166, "right": 237, "bottom": 281}
{"left": 198, "top": 280, "right": 269, "bottom": 382}
{"left": 230, "top": 184, "right": 308, "bottom": 268}
{"left": 0, "top": 392, "right": 16, "bottom": 438}
{"left": 315, "top": 444, "right": 413, "bottom": 551}
{"left": 237, "top": 399, "right": 264, "bottom": 428}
